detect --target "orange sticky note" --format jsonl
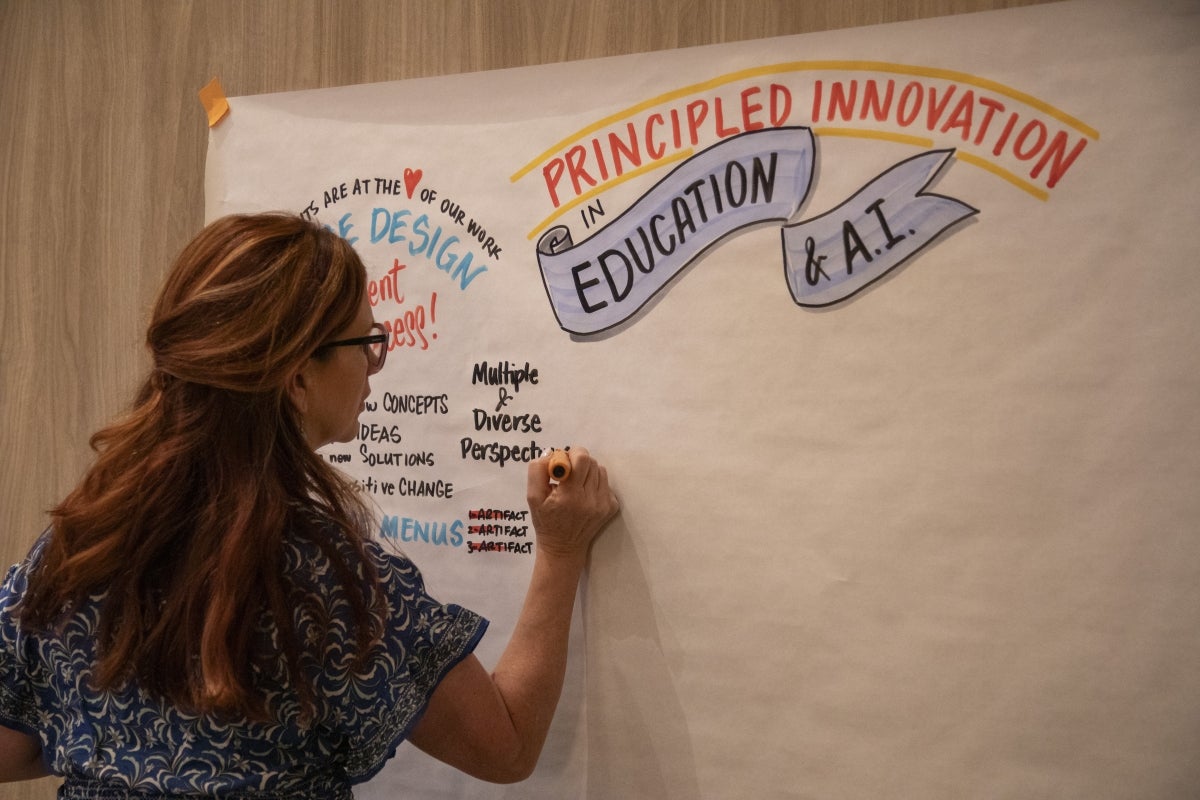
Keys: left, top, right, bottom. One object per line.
{"left": 198, "top": 77, "right": 230, "bottom": 128}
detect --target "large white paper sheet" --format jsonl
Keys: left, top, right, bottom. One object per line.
{"left": 206, "top": 2, "right": 1200, "bottom": 796}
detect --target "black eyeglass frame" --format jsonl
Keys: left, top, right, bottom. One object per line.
{"left": 316, "top": 322, "right": 390, "bottom": 374}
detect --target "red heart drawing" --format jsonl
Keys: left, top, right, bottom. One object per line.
{"left": 404, "top": 168, "right": 422, "bottom": 199}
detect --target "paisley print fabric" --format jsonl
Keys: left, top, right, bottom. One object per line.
{"left": 0, "top": 530, "right": 487, "bottom": 798}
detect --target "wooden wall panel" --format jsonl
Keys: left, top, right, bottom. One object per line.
{"left": 0, "top": 2, "right": 1051, "bottom": 797}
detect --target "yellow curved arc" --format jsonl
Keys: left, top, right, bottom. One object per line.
{"left": 524, "top": 123, "right": 1051, "bottom": 239}
{"left": 511, "top": 60, "right": 1098, "bottom": 185}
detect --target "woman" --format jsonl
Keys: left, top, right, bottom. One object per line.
{"left": 0, "top": 213, "right": 619, "bottom": 796}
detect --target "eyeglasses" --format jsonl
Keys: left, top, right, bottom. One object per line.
{"left": 316, "top": 322, "right": 389, "bottom": 375}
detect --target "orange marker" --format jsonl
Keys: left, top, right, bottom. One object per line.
{"left": 548, "top": 448, "right": 571, "bottom": 481}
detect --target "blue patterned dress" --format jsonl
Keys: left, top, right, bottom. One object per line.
{"left": 0, "top": 529, "right": 487, "bottom": 798}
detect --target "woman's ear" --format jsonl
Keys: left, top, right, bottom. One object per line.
{"left": 286, "top": 364, "right": 310, "bottom": 416}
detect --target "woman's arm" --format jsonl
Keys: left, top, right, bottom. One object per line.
{"left": 409, "top": 446, "right": 618, "bottom": 783}
{"left": 0, "top": 723, "right": 47, "bottom": 782}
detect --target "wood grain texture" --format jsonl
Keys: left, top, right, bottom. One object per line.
{"left": 0, "top": 2, "right": 1051, "bottom": 797}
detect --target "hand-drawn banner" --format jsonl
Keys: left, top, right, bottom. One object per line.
{"left": 783, "top": 149, "right": 979, "bottom": 307}
{"left": 535, "top": 128, "right": 977, "bottom": 334}
{"left": 535, "top": 127, "right": 815, "bottom": 335}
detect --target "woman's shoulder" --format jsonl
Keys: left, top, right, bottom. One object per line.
{"left": 1, "top": 528, "right": 52, "bottom": 603}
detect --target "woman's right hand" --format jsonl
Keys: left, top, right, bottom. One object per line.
{"left": 526, "top": 446, "right": 619, "bottom": 563}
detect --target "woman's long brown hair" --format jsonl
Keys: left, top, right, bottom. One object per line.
{"left": 18, "top": 213, "right": 383, "bottom": 720}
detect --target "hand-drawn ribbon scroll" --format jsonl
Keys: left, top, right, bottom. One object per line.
{"left": 536, "top": 127, "right": 815, "bottom": 336}
{"left": 535, "top": 128, "right": 977, "bottom": 334}
{"left": 781, "top": 149, "right": 979, "bottom": 307}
